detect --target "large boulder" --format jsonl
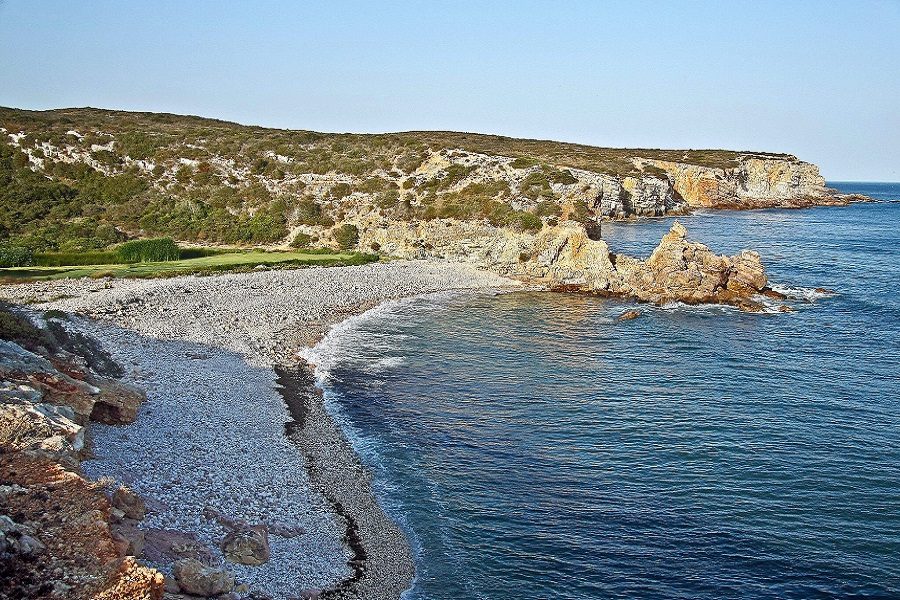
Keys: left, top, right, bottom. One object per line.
{"left": 221, "top": 525, "right": 270, "bottom": 566}
{"left": 172, "top": 558, "right": 235, "bottom": 597}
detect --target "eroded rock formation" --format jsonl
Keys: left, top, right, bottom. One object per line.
{"left": 359, "top": 218, "right": 773, "bottom": 310}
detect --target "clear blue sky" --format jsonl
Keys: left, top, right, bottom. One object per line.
{"left": 1, "top": 0, "right": 897, "bottom": 181}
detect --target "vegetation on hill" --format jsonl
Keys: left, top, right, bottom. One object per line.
{"left": 0, "top": 106, "right": 796, "bottom": 254}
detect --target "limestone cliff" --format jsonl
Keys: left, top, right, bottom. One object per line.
{"left": 634, "top": 155, "right": 840, "bottom": 209}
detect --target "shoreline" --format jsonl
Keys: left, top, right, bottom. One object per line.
{"left": 276, "top": 362, "right": 410, "bottom": 599}
{"left": 0, "top": 261, "right": 521, "bottom": 599}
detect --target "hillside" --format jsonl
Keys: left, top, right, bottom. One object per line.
{"left": 0, "top": 106, "right": 839, "bottom": 253}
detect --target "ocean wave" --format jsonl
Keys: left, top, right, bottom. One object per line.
{"left": 299, "top": 291, "right": 460, "bottom": 381}
{"left": 364, "top": 356, "right": 406, "bottom": 373}
{"left": 770, "top": 284, "right": 837, "bottom": 303}
{"left": 655, "top": 301, "right": 735, "bottom": 313}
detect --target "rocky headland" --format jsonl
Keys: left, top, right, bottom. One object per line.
{"left": 363, "top": 220, "right": 773, "bottom": 311}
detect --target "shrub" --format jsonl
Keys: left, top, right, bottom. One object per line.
{"left": 294, "top": 198, "right": 329, "bottom": 225}
{"left": 549, "top": 168, "right": 578, "bottom": 185}
{"left": 510, "top": 157, "right": 537, "bottom": 169}
{"left": 117, "top": 238, "right": 180, "bottom": 262}
{"left": 333, "top": 224, "right": 359, "bottom": 250}
{"left": 291, "top": 232, "right": 313, "bottom": 248}
{"left": 534, "top": 200, "right": 562, "bottom": 218}
{"left": 0, "top": 244, "right": 34, "bottom": 267}
{"left": 0, "top": 302, "right": 47, "bottom": 346}
{"left": 177, "top": 247, "right": 228, "bottom": 259}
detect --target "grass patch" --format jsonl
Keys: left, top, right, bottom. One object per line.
{"left": 0, "top": 250, "right": 377, "bottom": 282}
{"left": 35, "top": 250, "right": 121, "bottom": 266}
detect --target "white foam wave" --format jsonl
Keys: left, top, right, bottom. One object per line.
{"left": 771, "top": 284, "right": 836, "bottom": 303}
{"left": 364, "top": 356, "right": 406, "bottom": 373}
{"left": 299, "top": 290, "right": 461, "bottom": 382}
{"left": 655, "top": 301, "right": 734, "bottom": 313}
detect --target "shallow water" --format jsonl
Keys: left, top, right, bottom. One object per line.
{"left": 307, "top": 184, "right": 900, "bottom": 599}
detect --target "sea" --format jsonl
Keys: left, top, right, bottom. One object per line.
{"left": 304, "top": 182, "right": 900, "bottom": 600}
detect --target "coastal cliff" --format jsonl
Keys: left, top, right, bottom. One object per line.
{"left": 0, "top": 107, "right": 860, "bottom": 258}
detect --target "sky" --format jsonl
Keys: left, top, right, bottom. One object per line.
{"left": 0, "top": 0, "right": 898, "bottom": 181}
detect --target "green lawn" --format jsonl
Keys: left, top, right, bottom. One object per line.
{"left": 0, "top": 250, "right": 377, "bottom": 282}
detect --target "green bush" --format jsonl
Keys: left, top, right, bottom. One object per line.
{"left": 333, "top": 224, "right": 359, "bottom": 250}
{"left": 117, "top": 238, "right": 180, "bottom": 262}
{"left": 290, "top": 232, "right": 313, "bottom": 248}
{"left": 510, "top": 157, "right": 537, "bottom": 169}
{"left": 0, "top": 244, "right": 34, "bottom": 267}
{"left": 548, "top": 168, "right": 578, "bottom": 185}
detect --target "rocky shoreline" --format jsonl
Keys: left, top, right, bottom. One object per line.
{"left": 1, "top": 261, "right": 520, "bottom": 599}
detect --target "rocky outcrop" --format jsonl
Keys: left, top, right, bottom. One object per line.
{"left": 0, "top": 305, "right": 163, "bottom": 600}
{"left": 521, "top": 221, "right": 770, "bottom": 308}
{"left": 358, "top": 217, "right": 773, "bottom": 310}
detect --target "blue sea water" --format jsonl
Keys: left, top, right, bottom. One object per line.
{"left": 307, "top": 183, "right": 900, "bottom": 600}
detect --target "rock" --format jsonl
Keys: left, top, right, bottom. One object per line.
{"left": 111, "top": 521, "right": 146, "bottom": 556}
{"left": 617, "top": 310, "right": 641, "bottom": 322}
{"left": 0, "top": 399, "right": 85, "bottom": 455}
{"left": 761, "top": 288, "right": 788, "bottom": 300}
{"left": 163, "top": 576, "right": 181, "bottom": 594}
{"left": 0, "top": 514, "right": 46, "bottom": 559}
{"left": 520, "top": 220, "right": 769, "bottom": 309}
{"left": 112, "top": 485, "right": 146, "bottom": 520}
{"left": 87, "top": 377, "right": 145, "bottom": 425}
{"left": 640, "top": 155, "right": 833, "bottom": 209}
{"left": 172, "top": 559, "right": 235, "bottom": 597}
{"left": 221, "top": 525, "right": 270, "bottom": 566}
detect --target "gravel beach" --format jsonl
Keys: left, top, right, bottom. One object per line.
{"left": 0, "top": 261, "right": 520, "bottom": 599}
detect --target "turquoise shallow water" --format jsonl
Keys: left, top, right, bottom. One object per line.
{"left": 308, "top": 184, "right": 900, "bottom": 600}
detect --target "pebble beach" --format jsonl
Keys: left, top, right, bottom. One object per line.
{"left": 0, "top": 261, "right": 520, "bottom": 599}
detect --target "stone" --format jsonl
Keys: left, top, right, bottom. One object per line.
{"left": 0, "top": 514, "right": 46, "bottom": 559}
{"left": 618, "top": 310, "right": 641, "bottom": 322}
{"left": 111, "top": 521, "right": 146, "bottom": 556}
{"left": 112, "top": 485, "right": 146, "bottom": 520}
{"left": 172, "top": 558, "right": 235, "bottom": 597}
{"left": 221, "top": 525, "right": 270, "bottom": 566}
